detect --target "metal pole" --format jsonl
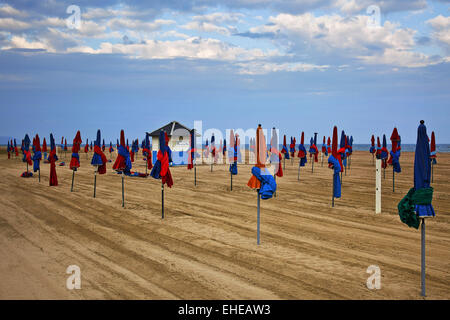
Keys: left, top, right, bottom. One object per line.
{"left": 161, "top": 183, "right": 164, "bottom": 219}
{"left": 393, "top": 169, "right": 395, "bottom": 193}
{"left": 257, "top": 190, "right": 261, "bottom": 245}
{"left": 421, "top": 218, "right": 426, "bottom": 297}
{"left": 274, "top": 175, "right": 277, "bottom": 197}
{"left": 332, "top": 175, "right": 335, "bottom": 208}
{"left": 122, "top": 172, "right": 125, "bottom": 208}
{"left": 431, "top": 163, "right": 434, "bottom": 184}
{"left": 230, "top": 172, "right": 233, "bottom": 191}
{"left": 71, "top": 170, "right": 75, "bottom": 192}
{"left": 93, "top": 169, "right": 97, "bottom": 198}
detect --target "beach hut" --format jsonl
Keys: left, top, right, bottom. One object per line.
{"left": 147, "top": 121, "right": 193, "bottom": 166}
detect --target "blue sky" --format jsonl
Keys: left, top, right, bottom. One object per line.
{"left": 0, "top": 0, "right": 449, "bottom": 144}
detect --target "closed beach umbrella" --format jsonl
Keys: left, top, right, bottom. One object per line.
{"left": 269, "top": 128, "right": 282, "bottom": 196}
{"left": 328, "top": 126, "right": 342, "bottom": 207}
{"left": 289, "top": 136, "right": 296, "bottom": 158}
{"left": 143, "top": 133, "right": 153, "bottom": 176}
{"left": 48, "top": 133, "right": 58, "bottom": 186}
{"left": 223, "top": 139, "right": 227, "bottom": 157}
{"left": 381, "top": 134, "right": 389, "bottom": 178}
{"left": 113, "top": 130, "right": 132, "bottom": 207}
{"left": 69, "top": 131, "right": 82, "bottom": 192}
{"left": 430, "top": 131, "right": 437, "bottom": 183}
{"left": 7, "top": 140, "right": 10, "bottom": 159}
{"left": 14, "top": 139, "right": 19, "bottom": 157}
{"left": 397, "top": 120, "right": 435, "bottom": 297}
{"left": 187, "top": 129, "right": 196, "bottom": 185}
{"left": 297, "top": 132, "right": 307, "bottom": 180}
{"left": 91, "top": 129, "right": 107, "bottom": 198}
{"left": 309, "top": 133, "right": 319, "bottom": 173}
{"left": 22, "top": 134, "right": 32, "bottom": 173}
{"left": 327, "top": 137, "right": 331, "bottom": 155}
{"left": 247, "top": 124, "right": 276, "bottom": 245}
{"left": 150, "top": 130, "right": 173, "bottom": 218}
{"left": 42, "top": 137, "right": 47, "bottom": 161}
{"left": 281, "top": 135, "right": 289, "bottom": 170}
{"left": 370, "top": 135, "right": 376, "bottom": 164}
{"left": 211, "top": 133, "right": 216, "bottom": 170}
{"left": 389, "top": 128, "right": 402, "bottom": 192}
{"left": 32, "top": 134, "right": 42, "bottom": 182}
{"left": 228, "top": 130, "right": 238, "bottom": 191}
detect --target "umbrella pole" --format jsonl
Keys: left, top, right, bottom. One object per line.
{"left": 274, "top": 175, "right": 277, "bottom": 197}
{"left": 93, "top": 169, "right": 97, "bottom": 198}
{"left": 311, "top": 158, "right": 314, "bottom": 173}
{"left": 431, "top": 163, "right": 434, "bottom": 184}
{"left": 38, "top": 169, "right": 41, "bottom": 183}
{"left": 393, "top": 169, "right": 395, "bottom": 193}
{"left": 421, "top": 218, "right": 426, "bottom": 297}
{"left": 122, "top": 172, "right": 125, "bottom": 208}
{"left": 71, "top": 169, "right": 75, "bottom": 192}
{"left": 283, "top": 157, "right": 285, "bottom": 171}
{"left": 26, "top": 162, "right": 28, "bottom": 174}
{"left": 194, "top": 163, "right": 197, "bottom": 186}
{"left": 161, "top": 182, "right": 164, "bottom": 219}
{"left": 297, "top": 162, "right": 300, "bottom": 181}
{"left": 257, "top": 190, "right": 261, "bottom": 245}
{"left": 332, "top": 175, "right": 335, "bottom": 208}
{"left": 230, "top": 172, "right": 233, "bottom": 191}
{"left": 321, "top": 153, "right": 324, "bottom": 167}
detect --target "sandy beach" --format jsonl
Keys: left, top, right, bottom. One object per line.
{"left": 0, "top": 150, "right": 449, "bottom": 300}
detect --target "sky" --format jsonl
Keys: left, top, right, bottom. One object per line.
{"left": 0, "top": 0, "right": 449, "bottom": 144}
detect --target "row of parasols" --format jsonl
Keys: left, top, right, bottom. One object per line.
{"left": 6, "top": 121, "right": 438, "bottom": 296}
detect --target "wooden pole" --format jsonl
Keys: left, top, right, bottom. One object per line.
{"left": 431, "top": 163, "right": 434, "bottom": 184}
{"left": 230, "top": 171, "right": 233, "bottom": 191}
{"left": 297, "top": 161, "right": 301, "bottom": 181}
{"left": 274, "top": 175, "right": 277, "bottom": 197}
{"left": 421, "top": 218, "right": 426, "bottom": 297}
{"left": 122, "top": 172, "right": 125, "bottom": 208}
{"left": 376, "top": 159, "right": 381, "bottom": 214}
{"left": 332, "top": 173, "right": 335, "bottom": 208}
{"left": 194, "top": 163, "right": 197, "bottom": 186}
{"left": 71, "top": 169, "right": 75, "bottom": 192}
{"left": 393, "top": 169, "right": 395, "bottom": 193}
{"left": 93, "top": 168, "right": 97, "bottom": 198}
{"left": 38, "top": 168, "right": 41, "bottom": 183}
{"left": 311, "top": 156, "right": 314, "bottom": 173}
{"left": 161, "top": 183, "right": 164, "bottom": 219}
{"left": 257, "top": 190, "right": 261, "bottom": 245}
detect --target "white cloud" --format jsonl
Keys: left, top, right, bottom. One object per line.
{"left": 107, "top": 18, "right": 175, "bottom": 32}
{"left": 182, "top": 21, "right": 233, "bottom": 35}
{"left": 237, "top": 61, "right": 329, "bottom": 75}
{"left": 69, "top": 37, "right": 276, "bottom": 62}
{"left": 0, "top": 4, "right": 27, "bottom": 17}
{"left": 0, "top": 17, "right": 31, "bottom": 30}
{"left": 2, "top": 35, "right": 49, "bottom": 51}
{"left": 247, "top": 12, "right": 438, "bottom": 68}
{"left": 427, "top": 15, "right": 450, "bottom": 47}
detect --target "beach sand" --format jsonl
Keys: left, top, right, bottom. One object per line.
{"left": 0, "top": 150, "right": 449, "bottom": 300}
